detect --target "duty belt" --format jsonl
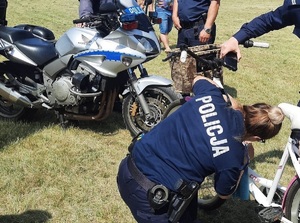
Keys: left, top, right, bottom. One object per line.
{"left": 180, "top": 12, "right": 207, "bottom": 29}
{"left": 180, "top": 19, "right": 204, "bottom": 29}
{"left": 127, "top": 155, "right": 156, "bottom": 191}
{"left": 127, "top": 155, "right": 171, "bottom": 211}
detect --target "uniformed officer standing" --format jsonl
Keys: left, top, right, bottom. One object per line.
{"left": 220, "top": 0, "right": 300, "bottom": 59}
{"left": 172, "top": 0, "right": 220, "bottom": 46}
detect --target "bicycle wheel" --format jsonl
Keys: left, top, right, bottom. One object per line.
{"left": 162, "top": 98, "right": 186, "bottom": 119}
{"left": 198, "top": 174, "right": 226, "bottom": 211}
{"left": 284, "top": 177, "right": 300, "bottom": 222}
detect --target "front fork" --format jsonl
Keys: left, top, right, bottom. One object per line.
{"left": 127, "top": 64, "right": 151, "bottom": 120}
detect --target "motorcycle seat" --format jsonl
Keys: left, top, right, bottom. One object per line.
{"left": 0, "top": 26, "right": 34, "bottom": 43}
{"left": 0, "top": 26, "right": 57, "bottom": 66}
{"left": 14, "top": 24, "right": 55, "bottom": 42}
{"left": 14, "top": 38, "right": 58, "bottom": 66}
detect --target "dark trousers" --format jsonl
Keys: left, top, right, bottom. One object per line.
{"left": 176, "top": 23, "right": 216, "bottom": 47}
{"left": 0, "top": 0, "right": 7, "bottom": 26}
{"left": 116, "top": 156, "right": 198, "bottom": 223}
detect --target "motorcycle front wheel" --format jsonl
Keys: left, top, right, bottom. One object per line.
{"left": 122, "top": 86, "right": 179, "bottom": 136}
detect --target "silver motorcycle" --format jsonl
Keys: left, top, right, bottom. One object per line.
{"left": 0, "top": 0, "right": 179, "bottom": 136}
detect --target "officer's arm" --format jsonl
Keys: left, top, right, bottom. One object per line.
{"left": 205, "top": 0, "right": 220, "bottom": 30}
{"left": 79, "top": 0, "right": 94, "bottom": 18}
{"left": 172, "top": 0, "right": 181, "bottom": 29}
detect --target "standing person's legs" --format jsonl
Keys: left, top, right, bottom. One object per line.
{"left": 157, "top": 7, "right": 172, "bottom": 52}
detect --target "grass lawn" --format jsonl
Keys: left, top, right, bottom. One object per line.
{"left": 0, "top": 0, "right": 299, "bottom": 222}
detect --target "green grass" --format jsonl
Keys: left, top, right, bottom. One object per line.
{"left": 0, "top": 0, "right": 299, "bottom": 222}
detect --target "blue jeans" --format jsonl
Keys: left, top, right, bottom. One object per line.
{"left": 176, "top": 23, "right": 216, "bottom": 47}
{"left": 156, "top": 7, "right": 173, "bottom": 34}
{"left": 116, "top": 156, "right": 198, "bottom": 223}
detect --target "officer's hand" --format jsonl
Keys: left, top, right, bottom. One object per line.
{"left": 220, "top": 37, "right": 241, "bottom": 61}
{"left": 199, "top": 29, "right": 210, "bottom": 43}
{"left": 173, "top": 16, "right": 181, "bottom": 30}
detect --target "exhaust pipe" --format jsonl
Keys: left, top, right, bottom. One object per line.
{"left": 0, "top": 82, "right": 33, "bottom": 107}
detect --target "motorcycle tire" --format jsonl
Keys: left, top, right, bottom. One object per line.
{"left": 0, "top": 96, "right": 35, "bottom": 121}
{"left": 284, "top": 177, "right": 300, "bottom": 222}
{"left": 122, "top": 86, "right": 179, "bottom": 137}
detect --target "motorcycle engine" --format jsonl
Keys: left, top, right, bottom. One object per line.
{"left": 44, "top": 64, "right": 101, "bottom": 107}
{"left": 44, "top": 63, "right": 102, "bottom": 108}
{"left": 51, "top": 75, "right": 78, "bottom": 105}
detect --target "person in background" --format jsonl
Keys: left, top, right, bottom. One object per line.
{"left": 156, "top": 0, "right": 174, "bottom": 53}
{"left": 79, "top": 0, "right": 115, "bottom": 19}
{"left": 0, "top": 0, "right": 7, "bottom": 26}
{"left": 220, "top": 0, "right": 300, "bottom": 60}
{"left": 172, "top": 0, "right": 220, "bottom": 47}
{"left": 77, "top": 0, "right": 119, "bottom": 33}
{"left": 117, "top": 75, "right": 284, "bottom": 223}
{"left": 169, "top": 0, "right": 220, "bottom": 96}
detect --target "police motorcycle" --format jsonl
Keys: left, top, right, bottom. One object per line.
{"left": 0, "top": 0, "right": 179, "bottom": 136}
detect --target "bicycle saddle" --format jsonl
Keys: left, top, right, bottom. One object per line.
{"left": 278, "top": 103, "right": 300, "bottom": 129}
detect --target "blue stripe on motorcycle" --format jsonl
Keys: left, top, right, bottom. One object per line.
{"left": 74, "top": 50, "right": 143, "bottom": 61}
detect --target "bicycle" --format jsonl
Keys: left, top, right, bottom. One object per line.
{"left": 163, "top": 43, "right": 300, "bottom": 223}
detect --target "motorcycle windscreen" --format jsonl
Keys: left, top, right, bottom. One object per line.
{"left": 117, "top": 0, "right": 154, "bottom": 33}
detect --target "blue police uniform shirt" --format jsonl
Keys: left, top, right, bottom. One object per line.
{"left": 234, "top": 0, "right": 300, "bottom": 43}
{"left": 79, "top": 0, "right": 115, "bottom": 18}
{"left": 131, "top": 79, "right": 247, "bottom": 196}
{"left": 177, "top": 0, "right": 210, "bottom": 22}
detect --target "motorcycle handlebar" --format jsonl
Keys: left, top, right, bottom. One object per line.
{"left": 73, "top": 17, "right": 91, "bottom": 24}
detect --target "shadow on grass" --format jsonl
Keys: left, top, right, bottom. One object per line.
{"left": 0, "top": 110, "right": 56, "bottom": 150}
{"left": 0, "top": 108, "right": 127, "bottom": 150}
{"left": 224, "top": 84, "right": 237, "bottom": 98}
{"left": 250, "top": 148, "right": 295, "bottom": 169}
{"left": 72, "top": 111, "right": 126, "bottom": 135}
{"left": 0, "top": 210, "right": 52, "bottom": 223}
{"left": 199, "top": 198, "right": 262, "bottom": 223}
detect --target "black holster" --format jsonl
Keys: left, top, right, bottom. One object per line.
{"left": 168, "top": 180, "right": 200, "bottom": 223}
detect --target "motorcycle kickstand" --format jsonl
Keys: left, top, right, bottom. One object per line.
{"left": 55, "top": 110, "right": 69, "bottom": 129}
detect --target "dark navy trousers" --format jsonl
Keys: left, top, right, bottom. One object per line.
{"left": 116, "top": 156, "right": 198, "bottom": 223}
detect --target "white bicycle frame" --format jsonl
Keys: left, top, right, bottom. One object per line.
{"left": 246, "top": 103, "right": 300, "bottom": 223}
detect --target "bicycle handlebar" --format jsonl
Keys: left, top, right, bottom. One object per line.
{"left": 243, "top": 40, "right": 269, "bottom": 48}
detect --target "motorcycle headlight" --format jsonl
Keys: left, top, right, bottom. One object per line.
{"left": 122, "top": 57, "right": 133, "bottom": 67}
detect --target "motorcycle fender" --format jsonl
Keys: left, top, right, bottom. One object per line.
{"left": 122, "top": 75, "right": 173, "bottom": 96}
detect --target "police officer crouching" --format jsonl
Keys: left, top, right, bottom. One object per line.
{"left": 117, "top": 76, "right": 284, "bottom": 222}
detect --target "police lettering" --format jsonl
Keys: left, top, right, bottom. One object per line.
{"left": 196, "top": 96, "right": 230, "bottom": 157}
{"left": 128, "top": 6, "right": 144, "bottom": 14}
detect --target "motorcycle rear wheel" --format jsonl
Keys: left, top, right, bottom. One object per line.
{"left": 122, "top": 86, "right": 178, "bottom": 136}
{"left": 0, "top": 96, "right": 33, "bottom": 120}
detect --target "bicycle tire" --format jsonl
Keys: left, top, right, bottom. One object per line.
{"left": 284, "top": 177, "right": 300, "bottom": 222}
